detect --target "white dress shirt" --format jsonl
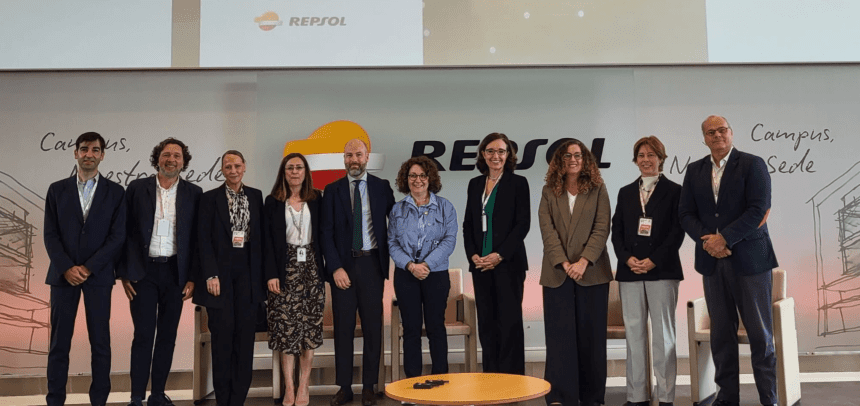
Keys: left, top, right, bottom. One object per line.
{"left": 711, "top": 146, "right": 734, "bottom": 204}
{"left": 149, "top": 179, "right": 178, "bottom": 257}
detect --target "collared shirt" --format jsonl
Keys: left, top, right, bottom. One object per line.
{"left": 149, "top": 178, "right": 179, "bottom": 257}
{"left": 76, "top": 172, "right": 100, "bottom": 222}
{"left": 387, "top": 193, "right": 458, "bottom": 272}
{"left": 348, "top": 171, "right": 376, "bottom": 250}
{"left": 711, "top": 146, "right": 734, "bottom": 203}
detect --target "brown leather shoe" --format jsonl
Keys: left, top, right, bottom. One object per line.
{"left": 330, "top": 389, "right": 353, "bottom": 406}
{"left": 361, "top": 388, "right": 376, "bottom": 406}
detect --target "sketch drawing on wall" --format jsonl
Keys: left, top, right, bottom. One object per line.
{"left": 808, "top": 161, "right": 860, "bottom": 346}
{"left": 0, "top": 170, "right": 48, "bottom": 372}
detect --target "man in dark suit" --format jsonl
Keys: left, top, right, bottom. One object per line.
{"left": 679, "top": 115, "right": 779, "bottom": 406}
{"left": 118, "top": 138, "right": 202, "bottom": 406}
{"left": 44, "top": 132, "right": 126, "bottom": 406}
{"left": 321, "top": 138, "right": 395, "bottom": 406}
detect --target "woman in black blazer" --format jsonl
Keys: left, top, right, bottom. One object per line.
{"left": 193, "top": 150, "right": 266, "bottom": 406}
{"left": 610, "top": 136, "right": 685, "bottom": 406}
{"left": 462, "top": 132, "right": 531, "bottom": 375}
{"left": 263, "top": 153, "right": 324, "bottom": 406}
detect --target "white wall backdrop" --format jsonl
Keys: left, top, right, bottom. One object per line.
{"left": 1, "top": 65, "right": 858, "bottom": 376}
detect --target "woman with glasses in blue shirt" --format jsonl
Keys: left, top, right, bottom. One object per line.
{"left": 388, "top": 155, "right": 458, "bottom": 378}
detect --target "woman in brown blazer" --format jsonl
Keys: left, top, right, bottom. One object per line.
{"left": 539, "top": 139, "right": 613, "bottom": 406}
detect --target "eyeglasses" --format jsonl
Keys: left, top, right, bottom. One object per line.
{"left": 562, "top": 153, "right": 583, "bottom": 161}
{"left": 285, "top": 165, "right": 305, "bottom": 172}
{"left": 483, "top": 149, "right": 508, "bottom": 157}
{"left": 408, "top": 173, "right": 428, "bottom": 180}
{"left": 705, "top": 127, "right": 730, "bottom": 137}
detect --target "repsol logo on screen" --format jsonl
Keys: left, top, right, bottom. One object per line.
{"left": 411, "top": 138, "right": 610, "bottom": 171}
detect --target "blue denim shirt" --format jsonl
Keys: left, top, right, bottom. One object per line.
{"left": 387, "top": 193, "right": 458, "bottom": 272}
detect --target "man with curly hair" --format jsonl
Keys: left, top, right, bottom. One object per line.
{"left": 118, "top": 138, "right": 202, "bottom": 406}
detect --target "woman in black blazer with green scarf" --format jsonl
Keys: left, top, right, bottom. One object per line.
{"left": 462, "top": 132, "right": 531, "bottom": 375}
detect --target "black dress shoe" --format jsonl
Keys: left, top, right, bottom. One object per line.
{"left": 147, "top": 393, "right": 175, "bottom": 406}
{"left": 658, "top": 403, "right": 674, "bottom": 406}
{"left": 127, "top": 398, "right": 143, "bottom": 406}
{"left": 625, "top": 401, "right": 649, "bottom": 406}
{"left": 713, "top": 400, "right": 740, "bottom": 406}
{"left": 330, "top": 389, "right": 353, "bottom": 406}
{"left": 361, "top": 388, "right": 376, "bottom": 406}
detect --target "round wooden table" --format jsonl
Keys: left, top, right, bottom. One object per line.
{"left": 385, "top": 372, "right": 551, "bottom": 405}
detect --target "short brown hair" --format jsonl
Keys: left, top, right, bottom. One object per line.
{"left": 395, "top": 155, "right": 442, "bottom": 195}
{"left": 475, "top": 132, "right": 518, "bottom": 175}
{"left": 632, "top": 136, "right": 667, "bottom": 172}
{"left": 270, "top": 153, "right": 319, "bottom": 202}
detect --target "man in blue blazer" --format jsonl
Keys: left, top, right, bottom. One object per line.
{"left": 118, "top": 138, "right": 202, "bottom": 406}
{"left": 679, "top": 115, "right": 779, "bottom": 406}
{"left": 44, "top": 132, "right": 126, "bottom": 406}
{"left": 321, "top": 138, "right": 395, "bottom": 406}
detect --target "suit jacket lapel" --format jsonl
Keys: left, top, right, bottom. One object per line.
{"left": 215, "top": 184, "right": 231, "bottom": 234}
{"left": 568, "top": 189, "right": 591, "bottom": 247}
{"left": 67, "top": 176, "right": 85, "bottom": 225}
{"left": 644, "top": 175, "right": 669, "bottom": 216}
{"left": 716, "top": 149, "right": 740, "bottom": 210}
{"left": 338, "top": 177, "right": 354, "bottom": 231}
{"left": 550, "top": 190, "right": 570, "bottom": 240}
{"left": 144, "top": 176, "right": 157, "bottom": 222}
{"left": 84, "top": 175, "right": 110, "bottom": 225}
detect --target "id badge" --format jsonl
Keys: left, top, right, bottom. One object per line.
{"left": 232, "top": 231, "right": 246, "bottom": 248}
{"left": 482, "top": 213, "right": 487, "bottom": 232}
{"left": 157, "top": 219, "right": 170, "bottom": 236}
{"left": 638, "top": 217, "right": 653, "bottom": 237}
{"left": 297, "top": 247, "right": 307, "bottom": 263}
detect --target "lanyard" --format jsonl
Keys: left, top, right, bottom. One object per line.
{"left": 287, "top": 201, "right": 305, "bottom": 242}
{"left": 639, "top": 176, "right": 659, "bottom": 216}
{"left": 482, "top": 173, "right": 502, "bottom": 213}
{"left": 482, "top": 173, "right": 501, "bottom": 233}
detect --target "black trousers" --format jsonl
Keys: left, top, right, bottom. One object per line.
{"left": 46, "top": 283, "right": 112, "bottom": 406}
{"left": 543, "top": 278, "right": 609, "bottom": 406}
{"left": 207, "top": 252, "right": 257, "bottom": 406}
{"left": 330, "top": 254, "right": 384, "bottom": 390}
{"left": 394, "top": 268, "right": 450, "bottom": 378}
{"left": 471, "top": 267, "right": 525, "bottom": 375}
{"left": 129, "top": 257, "right": 184, "bottom": 400}
{"left": 704, "top": 260, "right": 777, "bottom": 405}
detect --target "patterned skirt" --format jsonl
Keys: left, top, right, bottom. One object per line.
{"left": 267, "top": 243, "right": 325, "bottom": 355}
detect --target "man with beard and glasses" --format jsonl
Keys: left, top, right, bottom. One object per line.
{"left": 119, "top": 138, "right": 202, "bottom": 406}
{"left": 44, "top": 132, "right": 126, "bottom": 406}
{"left": 320, "top": 139, "right": 394, "bottom": 406}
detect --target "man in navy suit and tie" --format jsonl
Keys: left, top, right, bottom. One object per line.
{"left": 679, "top": 115, "right": 779, "bottom": 406}
{"left": 44, "top": 132, "right": 126, "bottom": 406}
{"left": 321, "top": 138, "right": 395, "bottom": 406}
{"left": 118, "top": 138, "right": 202, "bottom": 406}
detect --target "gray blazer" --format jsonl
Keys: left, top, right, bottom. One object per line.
{"left": 538, "top": 183, "right": 613, "bottom": 288}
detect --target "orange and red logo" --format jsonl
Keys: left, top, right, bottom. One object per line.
{"left": 283, "top": 120, "right": 385, "bottom": 189}
{"left": 254, "top": 11, "right": 283, "bottom": 31}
